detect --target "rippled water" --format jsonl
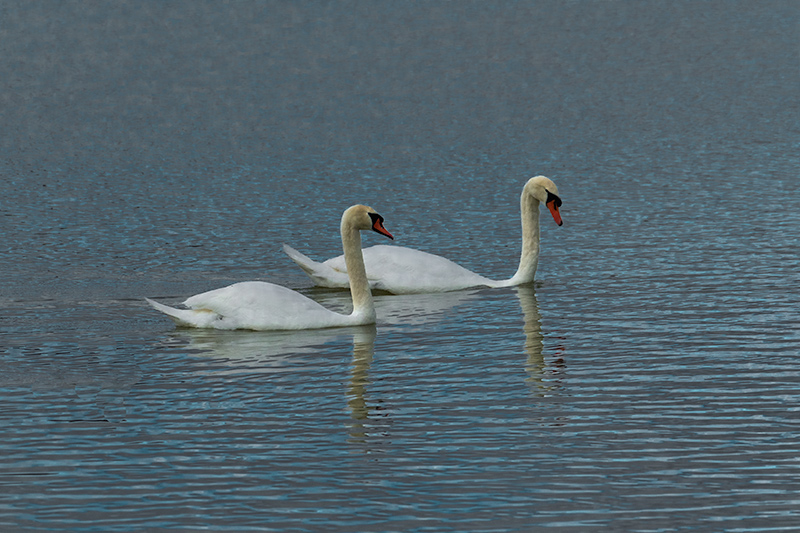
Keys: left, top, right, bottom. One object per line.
{"left": 2, "top": 1, "right": 800, "bottom": 531}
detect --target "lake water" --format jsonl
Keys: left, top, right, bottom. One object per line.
{"left": 2, "top": 1, "right": 799, "bottom": 531}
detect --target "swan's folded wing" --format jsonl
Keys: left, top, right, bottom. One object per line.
{"left": 183, "top": 281, "right": 349, "bottom": 330}
{"left": 360, "top": 245, "right": 496, "bottom": 293}
{"left": 285, "top": 243, "right": 494, "bottom": 293}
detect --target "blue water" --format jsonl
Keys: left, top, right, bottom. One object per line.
{"left": 2, "top": 1, "right": 799, "bottom": 531}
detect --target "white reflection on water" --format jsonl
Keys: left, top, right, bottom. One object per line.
{"left": 160, "top": 326, "right": 365, "bottom": 372}
{"left": 158, "top": 286, "right": 567, "bottom": 443}
{"left": 516, "top": 285, "right": 566, "bottom": 398}
{"left": 345, "top": 326, "right": 377, "bottom": 444}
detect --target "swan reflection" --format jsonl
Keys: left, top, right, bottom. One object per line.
{"left": 161, "top": 325, "right": 376, "bottom": 375}
{"left": 374, "top": 288, "right": 481, "bottom": 326}
{"left": 157, "top": 285, "right": 558, "bottom": 447}
{"left": 515, "top": 284, "right": 566, "bottom": 396}
{"left": 345, "top": 326, "right": 382, "bottom": 444}
{"left": 164, "top": 318, "right": 382, "bottom": 443}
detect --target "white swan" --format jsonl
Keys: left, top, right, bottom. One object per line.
{"left": 283, "top": 176, "right": 563, "bottom": 294}
{"left": 146, "top": 204, "right": 394, "bottom": 330}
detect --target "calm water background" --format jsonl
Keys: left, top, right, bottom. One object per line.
{"left": 2, "top": 1, "right": 799, "bottom": 531}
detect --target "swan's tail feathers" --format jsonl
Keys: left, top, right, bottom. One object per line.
{"left": 281, "top": 244, "right": 320, "bottom": 277}
{"left": 146, "top": 298, "right": 220, "bottom": 328}
{"left": 281, "top": 244, "right": 350, "bottom": 288}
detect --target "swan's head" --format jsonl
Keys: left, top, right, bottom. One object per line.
{"left": 343, "top": 204, "right": 394, "bottom": 240}
{"left": 525, "top": 176, "right": 563, "bottom": 226}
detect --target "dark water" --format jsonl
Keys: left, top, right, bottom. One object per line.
{"left": 2, "top": 1, "right": 799, "bottom": 531}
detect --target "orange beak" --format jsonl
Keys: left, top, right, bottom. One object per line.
{"left": 547, "top": 200, "right": 563, "bottom": 226}
{"left": 372, "top": 216, "right": 394, "bottom": 240}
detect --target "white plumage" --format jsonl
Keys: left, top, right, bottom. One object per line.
{"left": 284, "top": 176, "right": 563, "bottom": 294}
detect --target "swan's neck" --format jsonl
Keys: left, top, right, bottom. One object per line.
{"left": 341, "top": 223, "right": 375, "bottom": 323}
{"left": 506, "top": 191, "right": 541, "bottom": 286}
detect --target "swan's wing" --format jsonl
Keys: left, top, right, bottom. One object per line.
{"left": 336, "top": 245, "right": 497, "bottom": 294}
{"left": 282, "top": 244, "right": 353, "bottom": 288}
{"left": 293, "top": 244, "right": 497, "bottom": 294}
{"left": 181, "top": 281, "right": 351, "bottom": 330}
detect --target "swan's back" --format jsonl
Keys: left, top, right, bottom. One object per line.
{"left": 324, "top": 245, "right": 497, "bottom": 293}
{"left": 183, "top": 281, "right": 355, "bottom": 330}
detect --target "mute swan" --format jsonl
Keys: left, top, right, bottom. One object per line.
{"left": 146, "top": 205, "right": 394, "bottom": 330}
{"left": 283, "top": 176, "right": 562, "bottom": 294}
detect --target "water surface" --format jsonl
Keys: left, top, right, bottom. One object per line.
{"left": 1, "top": 1, "right": 799, "bottom": 531}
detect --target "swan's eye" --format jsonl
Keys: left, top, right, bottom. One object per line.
{"left": 546, "top": 190, "right": 562, "bottom": 208}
